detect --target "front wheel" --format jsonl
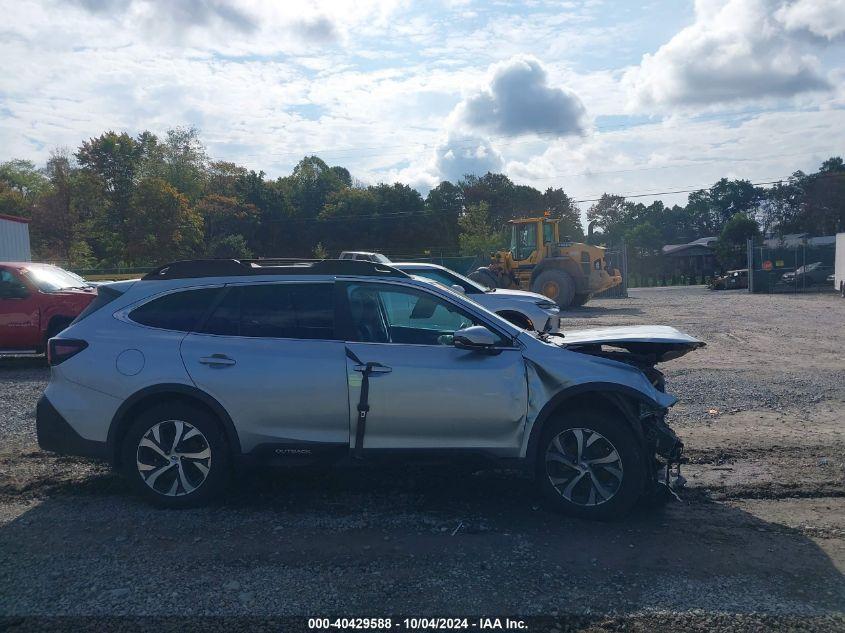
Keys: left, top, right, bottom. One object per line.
{"left": 536, "top": 408, "right": 645, "bottom": 520}
{"left": 531, "top": 269, "right": 575, "bottom": 307}
{"left": 121, "top": 402, "right": 229, "bottom": 508}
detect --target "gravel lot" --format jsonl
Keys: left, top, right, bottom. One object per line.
{"left": 0, "top": 286, "right": 843, "bottom": 631}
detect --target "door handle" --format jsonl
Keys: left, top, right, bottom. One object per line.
{"left": 198, "top": 354, "right": 236, "bottom": 367}
{"left": 353, "top": 363, "right": 392, "bottom": 374}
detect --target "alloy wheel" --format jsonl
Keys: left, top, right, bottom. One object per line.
{"left": 545, "top": 427, "right": 624, "bottom": 506}
{"left": 136, "top": 420, "right": 212, "bottom": 497}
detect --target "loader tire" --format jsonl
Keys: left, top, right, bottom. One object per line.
{"left": 532, "top": 269, "right": 576, "bottom": 307}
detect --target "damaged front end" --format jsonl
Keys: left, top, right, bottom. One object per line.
{"left": 640, "top": 405, "right": 686, "bottom": 502}
{"left": 545, "top": 325, "right": 705, "bottom": 502}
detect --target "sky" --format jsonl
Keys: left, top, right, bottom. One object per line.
{"left": 1, "top": 0, "right": 844, "bottom": 216}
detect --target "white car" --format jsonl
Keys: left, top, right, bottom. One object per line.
{"left": 338, "top": 251, "right": 391, "bottom": 263}
{"left": 393, "top": 262, "right": 560, "bottom": 333}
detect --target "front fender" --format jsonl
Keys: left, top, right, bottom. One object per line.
{"left": 519, "top": 350, "right": 675, "bottom": 461}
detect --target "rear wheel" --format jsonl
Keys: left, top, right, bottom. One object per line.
{"left": 121, "top": 402, "right": 229, "bottom": 508}
{"left": 536, "top": 408, "right": 645, "bottom": 520}
{"left": 532, "top": 269, "right": 575, "bottom": 307}
{"left": 40, "top": 317, "right": 73, "bottom": 354}
{"left": 468, "top": 267, "right": 500, "bottom": 290}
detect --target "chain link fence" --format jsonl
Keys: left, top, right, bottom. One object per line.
{"left": 748, "top": 238, "right": 837, "bottom": 294}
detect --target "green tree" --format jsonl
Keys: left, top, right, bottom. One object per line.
{"left": 625, "top": 221, "right": 663, "bottom": 257}
{"left": 459, "top": 172, "right": 516, "bottom": 227}
{"left": 208, "top": 234, "right": 253, "bottom": 259}
{"left": 458, "top": 201, "right": 502, "bottom": 256}
{"left": 30, "top": 152, "right": 76, "bottom": 263}
{"left": 160, "top": 126, "right": 208, "bottom": 202}
{"left": 425, "top": 181, "right": 463, "bottom": 254}
{"left": 543, "top": 187, "right": 584, "bottom": 240}
{"left": 586, "top": 194, "right": 627, "bottom": 244}
{"left": 714, "top": 213, "right": 760, "bottom": 269}
{"left": 127, "top": 178, "right": 203, "bottom": 264}
{"left": 194, "top": 194, "right": 260, "bottom": 254}
{"left": 76, "top": 131, "right": 150, "bottom": 259}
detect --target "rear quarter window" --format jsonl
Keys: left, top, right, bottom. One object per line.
{"left": 129, "top": 287, "right": 221, "bottom": 332}
{"left": 71, "top": 285, "right": 125, "bottom": 324}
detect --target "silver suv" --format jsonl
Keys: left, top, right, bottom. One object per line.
{"left": 37, "top": 259, "right": 703, "bottom": 519}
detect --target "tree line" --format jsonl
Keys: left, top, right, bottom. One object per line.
{"left": 0, "top": 127, "right": 842, "bottom": 270}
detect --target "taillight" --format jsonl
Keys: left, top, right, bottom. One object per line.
{"left": 48, "top": 339, "right": 88, "bottom": 366}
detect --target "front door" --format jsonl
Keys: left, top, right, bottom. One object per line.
{"left": 0, "top": 268, "right": 40, "bottom": 350}
{"left": 340, "top": 282, "right": 527, "bottom": 454}
{"left": 180, "top": 281, "right": 349, "bottom": 453}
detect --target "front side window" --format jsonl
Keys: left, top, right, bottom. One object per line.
{"left": 344, "top": 283, "right": 505, "bottom": 346}
{"left": 511, "top": 224, "right": 537, "bottom": 260}
{"left": 0, "top": 269, "right": 29, "bottom": 299}
{"left": 130, "top": 287, "right": 221, "bottom": 332}
{"left": 200, "top": 283, "right": 334, "bottom": 340}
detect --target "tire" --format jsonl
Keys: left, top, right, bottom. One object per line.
{"left": 532, "top": 269, "right": 576, "bottom": 307}
{"left": 572, "top": 293, "right": 591, "bottom": 307}
{"left": 121, "top": 401, "right": 230, "bottom": 508}
{"left": 535, "top": 407, "right": 645, "bottom": 520}
{"left": 468, "top": 267, "right": 500, "bottom": 290}
{"left": 40, "top": 317, "right": 73, "bottom": 354}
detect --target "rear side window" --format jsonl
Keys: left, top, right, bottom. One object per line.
{"left": 71, "top": 285, "right": 125, "bottom": 324}
{"left": 200, "top": 283, "right": 334, "bottom": 340}
{"left": 130, "top": 287, "right": 220, "bottom": 332}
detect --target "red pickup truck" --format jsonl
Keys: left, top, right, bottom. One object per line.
{"left": 0, "top": 262, "right": 97, "bottom": 354}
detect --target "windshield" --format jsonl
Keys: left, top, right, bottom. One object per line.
{"left": 408, "top": 267, "right": 488, "bottom": 293}
{"left": 410, "top": 275, "right": 491, "bottom": 311}
{"left": 795, "top": 262, "right": 822, "bottom": 274}
{"left": 510, "top": 223, "right": 537, "bottom": 260}
{"left": 372, "top": 253, "right": 391, "bottom": 263}
{"left": 22, "top": 265, "right": 89, "bottom": 292}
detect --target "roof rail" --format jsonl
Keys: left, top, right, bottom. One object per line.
{"left": 141, "top": 258, "right": 410, "bottom": 280}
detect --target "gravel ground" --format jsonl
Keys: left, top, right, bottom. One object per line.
{"left": 0, "top": 286, "right": 843, "bottom": 631}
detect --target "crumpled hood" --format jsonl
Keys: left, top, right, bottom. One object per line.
{"left": 555, "top": 325, "right": 705, "bottom": 363}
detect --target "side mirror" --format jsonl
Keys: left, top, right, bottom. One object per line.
{"left": 450, "top": 284, "right": 466, "bottom": 294}
{"left": 453, "top": 325, "right": 498, "bottom": 352}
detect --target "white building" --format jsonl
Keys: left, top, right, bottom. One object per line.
{"left": 0, "top": 214, "right": 32, "bottom": 261}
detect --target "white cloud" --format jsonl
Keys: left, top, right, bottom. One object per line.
{"left": 775, "top": 0, "right": 845, "bottom": 40}
{"left": 624, "top": 0, "right": 835, "bottom": 108}
{"left": 433, "top": 132, "right": 504, "bottom": 182}
{"left": 453, "top": 55, "right": 588, "bottom": 137}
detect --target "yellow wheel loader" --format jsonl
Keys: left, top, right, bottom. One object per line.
{"left": 468, "top": 215, "right": 622, "bottom": 308}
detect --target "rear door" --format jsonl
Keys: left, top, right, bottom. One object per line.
{"left": 180, "top": 281, "right": 349, "bottom": 454}
{"left": 340, "top": 281, "right": 527, "bottom": 454}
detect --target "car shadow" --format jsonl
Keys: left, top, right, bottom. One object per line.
{"left": 1, "top": 461, "right": 843, "bottom": 617}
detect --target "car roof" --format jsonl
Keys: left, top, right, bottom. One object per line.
{"left": 142, "top": 258, "right": 410, "bottom": 281}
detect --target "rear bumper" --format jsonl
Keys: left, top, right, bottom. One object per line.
{"left": 36, "top": 395, "right": 109, "bottom": 459}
